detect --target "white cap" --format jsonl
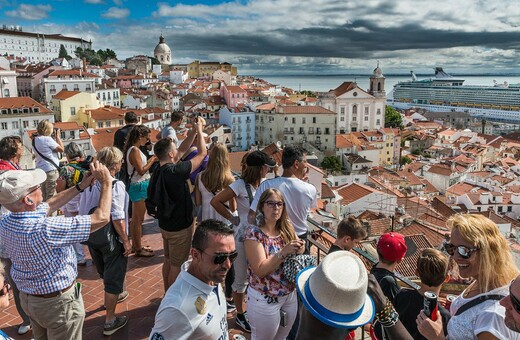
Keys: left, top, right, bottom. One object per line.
{"left": 0, "top": 170, "right": 46, "bottom": 204}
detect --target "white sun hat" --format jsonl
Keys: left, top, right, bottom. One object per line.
{"left": 0, "top": 169, "right": 46, "bottom": 205}
{"left": 296, "top": 250, "right": 375, "bottom": 329}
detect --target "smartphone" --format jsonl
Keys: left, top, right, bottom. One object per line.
{"left": 75, "top": 282, "right": 82, "bottom": 299}
{"left": 280, "top": 309, "right": 288, "bottom": 327}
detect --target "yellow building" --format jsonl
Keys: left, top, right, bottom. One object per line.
{"left": 188, "top": 60, "right": 237, "bottom": 78}
{"left": 51, "top": 90, "right": 100, "bottom": 123}
{"left": 82, "top": 106, "right": 128, "bottom": 129}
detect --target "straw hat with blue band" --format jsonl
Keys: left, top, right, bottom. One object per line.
{"left": 296, "top": 251, "right": 375, "bottom": 329}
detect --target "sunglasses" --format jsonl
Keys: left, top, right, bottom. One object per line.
{"left": 265, "top": 200, "right": 284, "bottom": 209}
{"left": 445, "top": 243, "right": 479, "bottom": 259}
{"left": 198, "top": 249, "right": 238, "bottom": 265}
{"left": 510, "top": 285, "right": 520, "bottom": 314}
{"left": 26, "top": 185, "right": 41, "bottom": 197}
{"left": 0, "top": 280, "right": 10, "bottom": 297}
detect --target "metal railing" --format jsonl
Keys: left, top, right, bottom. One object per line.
{"left": 307, "top": 217, "right": 420, "bottom": 290}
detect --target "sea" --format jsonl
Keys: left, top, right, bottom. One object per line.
{"left": 254, "top": 74, "right": 520, "bottom": 98}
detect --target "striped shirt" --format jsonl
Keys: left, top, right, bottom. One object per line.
{"left": 0, "top": 202, "right": 91, "bottom": 295}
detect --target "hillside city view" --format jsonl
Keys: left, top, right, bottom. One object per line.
{"left": 0, "top": 4, "right": 520, "bottom": 339}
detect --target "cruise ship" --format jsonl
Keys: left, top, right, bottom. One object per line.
{"left": 390, "top": 67, "right": 520, "bottom": 122}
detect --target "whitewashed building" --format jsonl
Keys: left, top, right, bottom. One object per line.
{"left": 0, "top": 97, "right": 55, "bottom": 139}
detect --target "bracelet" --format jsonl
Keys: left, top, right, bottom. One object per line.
{"left": 75, "top": 184, "right": 84, "bottom": 193}
{"left": 375, "top": 298, "right": 399, "bottom": 327}
{"left": 275, "top": 251, "right": 285, "bottom": 260}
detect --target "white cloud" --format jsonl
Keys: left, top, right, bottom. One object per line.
{"left": 102, "top": 7, "right": 130, "bottom": 19}
{"left": 84, "top": 0, "right": 103, "bottom": 4}
{"left": 5, "top": 4, "right": 52, "bottom": 20}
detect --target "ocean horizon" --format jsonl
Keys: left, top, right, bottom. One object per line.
{"left": 250, "top": 74, "right": 520, "bottom": 94}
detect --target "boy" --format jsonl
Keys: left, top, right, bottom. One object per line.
{"left": 328, "top": 215, "right": 367, "bottom": 253}
{"left": 394, "top": 248, "right": 451, "bottom": 339}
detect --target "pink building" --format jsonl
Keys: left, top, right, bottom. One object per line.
{"left": 219, "top": 83, "right": 248, "bottom": 109}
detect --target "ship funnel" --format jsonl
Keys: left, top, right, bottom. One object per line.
{"left": 410, "top": 71, "right": 417, "bottom": 81}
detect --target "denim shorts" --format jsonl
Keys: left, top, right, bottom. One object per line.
{"left": 128, "top": 180, "right": 149, "bottom": 202}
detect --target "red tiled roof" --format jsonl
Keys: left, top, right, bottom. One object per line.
{"left": 229, "top": 151, "right": 249, "bottom": 174}
{"left": 332, "top": 82, "right": 356, "bottom": 97}
{"left": 321, "top": 182, "right": 335, "bottom": 199}
{"left": 337, "top": 183, "right": 377, "bottom": 205}
{"left": 0, "top": 97, "right": 52, "bottom": 113}
{"left": 53, "top": 90, "right": 81, "bottom": 100}
{"left": 91, "top": 128, "right": 116, "bottom": 152}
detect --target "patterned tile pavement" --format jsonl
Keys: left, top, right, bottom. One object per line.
{"left": 0, "top": 216, "right": 250, "bottom": 339}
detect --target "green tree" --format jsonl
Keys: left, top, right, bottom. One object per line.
{"left": 385, "top": 106, "right": 403, "bottom": 128}
{"left": 321, "top": 156, "right": 342, "bottom": 174}
{"left": 58, "top": 44, "right": 70, "bottom": 60}
{"left": 400, "top": 155, "right": 412, "bottom": 166}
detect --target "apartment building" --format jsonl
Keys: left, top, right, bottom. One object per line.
{"left": 0, "top": 96, "right": 54, "bottom": 139}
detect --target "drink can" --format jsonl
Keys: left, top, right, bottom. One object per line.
{"left": 424, "top": 291, "right": 438, "bottom": 321}
{"left": 233, "top": 335, "right": 247, "bottom": 340}
{"left": 445, "top": 294, "right": 456, "bottom": 310}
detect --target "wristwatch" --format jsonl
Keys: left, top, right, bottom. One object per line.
{"left": 75, "top": 184, "right": 84, "bottom": 193}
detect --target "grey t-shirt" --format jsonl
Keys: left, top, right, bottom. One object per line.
{"left": 160, "top": 125, "right": 179, "bottom": 147}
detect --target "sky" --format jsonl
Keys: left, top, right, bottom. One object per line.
{"left": 1, "top": 0, "right": 519, "bottom": 75}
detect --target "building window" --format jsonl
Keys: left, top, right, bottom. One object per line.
{"left": 33, "top": 120, "right": 38, "bottom": 127}
{"left": 292, "top": 117, "right": 296, "bottom": 124}
{"left": 352, "top": 105, "right": 357, "bottom": 114}
{"left": 106, "top": 121, "right": 111, "bottom": 127}
{"left": 376, "top": 119, "right": 380, "bottom": 125}
{"left": 340, "top": 116, "right": 344, "bottom": 121}
{"left": 365, "top": 107, "right": 369, "bottom": 114}
{"left": 0, "top": 122, "right": 7, "bottom": 130}
{"left": 62, "top": 84, "right": 67, "bottom": 90}
{"left": 299, "top": 127, "right": 304, "bottom": 134}
{"left": 313, "top": 117, "right": 316, "bottom": 123}
{"left": 377, "top": 109, "right": 381, "bottom": 115}
{"left": 119, "top": 119, "right": 124, "bottom": 125}
{"left": 12, "top": 121, "right": 18, "bottom": 129}
{"left": 97, "top": 122, "right": 103, "bottom": 128}
{"left": 302, "top": 118, "right": 306, "bottom": 124}
{"left": 353, "top": 116, "right": 357, "bottom": 121}
{"left": 73, "top": 84, "right": 79, "bottom": 91}
{"left": 364, "top": 116, "right": 369, "bottom": 121}
{"left": 23, "top": 121, "right": 29, "bottom": 128}
{"left": 340, "top": 107, "right": 345, "bottom": 114}
{"left": 325, "top": 128, "right": 330, "bottom": 134}
{"left": 71, "top": 107, "right": 76, "bottom": 115}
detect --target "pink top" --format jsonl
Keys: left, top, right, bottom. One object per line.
{"left": 0, "top": 160, "right": 20, "bottom": 170}
{"left": 245, "top": 225, "right": 295, "bottom": 297}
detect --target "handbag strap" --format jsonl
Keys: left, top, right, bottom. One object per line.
{"left": 32, "top": 137, "right": 59, "bottom": 170}
{"left": 244, "top": 181, "right": 254, "bottom": 204}
{"left": 454, "top": 294, "right": 505, "bottom": 316}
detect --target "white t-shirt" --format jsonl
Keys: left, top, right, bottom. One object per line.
{"left": 160, "top": 125, "right": 179, "bottom": 147}
{"left": 229, "top": 179, "right": 256, "bottom": 226}
{"left": 149, "top": 270, "right": 229, "bottom": 340}
{"left": 34, "top": 136, "right": 59, "bottom": 172}
{"left": 250, "top": 177, "right": 317, "bottom": 236}
{"left": 447, "top": 285, "right": 520, "bottom": 340}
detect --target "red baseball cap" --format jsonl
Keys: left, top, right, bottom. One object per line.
{"left": 377, "top": 232, "right": 407, "bottom": 262}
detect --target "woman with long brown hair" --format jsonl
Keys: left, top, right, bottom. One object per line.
{"left": 244, "top": 188, "right": 305, "bottom": 340}
{"left": 123, "top": 125, "right": 157, "bottom": 257}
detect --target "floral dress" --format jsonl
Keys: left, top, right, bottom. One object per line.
{"left": 244, "top": 225, "right": 295, "bottom": 297}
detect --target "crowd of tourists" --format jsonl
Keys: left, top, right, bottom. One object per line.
{"left": 0, "top": 111, "right": 519, "bottom": 340}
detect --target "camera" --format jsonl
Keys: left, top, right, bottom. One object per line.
{"left": 76, "top": 155, "right": 93, "bottom": 170}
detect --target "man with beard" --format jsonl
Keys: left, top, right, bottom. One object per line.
{"left": 501, "top": 275, "right": 520, "bottom": 333}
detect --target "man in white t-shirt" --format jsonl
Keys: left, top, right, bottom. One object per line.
{"left": 156, "top": 111, "right": 184, "bottom": 147}
{"left": 249, "top": 146, "right": 317, "bottom": 243}
{"left": 149, "top": 219, "right": 235, "bottom": 340}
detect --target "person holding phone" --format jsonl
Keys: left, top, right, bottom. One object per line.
{"left": 244, "top": 188, "right": 305, "bottom": 340}
{"left": 416, "top": 214, "right": 519, "bottom": 340}
{"left": 33, "top": 120, "right": 64, "bottom": 201}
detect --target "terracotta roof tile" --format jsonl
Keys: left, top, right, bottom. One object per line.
{"left": 0, "top": 97, "right": 52, "bottom": 113}
{"left": 53, "top": 90, "right": 81, "bottom": 100}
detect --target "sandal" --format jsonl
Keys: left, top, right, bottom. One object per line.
{"left": 134, "top": 247, "right": 154, "bottom": 257}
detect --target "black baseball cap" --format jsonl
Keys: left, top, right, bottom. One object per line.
{"left": 246, "top": 151, "right": 277, "bottom": 167}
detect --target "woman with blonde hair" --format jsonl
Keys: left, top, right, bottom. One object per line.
{"left": 123, "top": 125, "right": 157, "bottom": 257}
{"left": 244, "top": 188, "right": 305, "bottom": 340}
{"left": 417, "top": 214, "right": 520, "bottom": 340}
{"left": 194, "top": 142, "right": 235, "bottom": 223}
{"left": 33, "top": 120, "right": 64, "bottom": 201}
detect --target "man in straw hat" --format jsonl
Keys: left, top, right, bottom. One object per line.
{"left": 295, "top": 251, "right": 414, "bottom": 340}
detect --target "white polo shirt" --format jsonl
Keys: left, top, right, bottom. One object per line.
{"left": 150, "top": 270, "right": 228, "bottom": 340}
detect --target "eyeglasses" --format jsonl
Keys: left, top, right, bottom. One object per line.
{"left": 265, "top": 200, "right": 284, "bottom": 209}
{"left": 510, "top": 284, "right": 520, "bottom": 314}
{"left": 197, "top": 249, "right": 238, "bottom": 265}
{"left": 26, "top": 185, "right": 41, "bottom": 196}
{"left": 0, "top": 280, "right": 10, "bottom": 297}
{"left": 445, "top": 243, "right": 479, "bottom": 259}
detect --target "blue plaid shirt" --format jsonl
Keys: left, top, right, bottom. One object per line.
{"left": 0, "top": 203, "right": 91, "bottom": 295}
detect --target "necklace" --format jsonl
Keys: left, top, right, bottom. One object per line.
{"left": 463, "top": 281, "right": 480, "bottom": 298}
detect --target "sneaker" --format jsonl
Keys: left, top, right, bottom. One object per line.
{"left": 226, "top": 300, "right": 236, "bottom": 313}
{"left": 18, "top": 324, "right": 31, "bottom": 335}
{"left": 103, "top": 316, "right": 128, "bottom": 336}
{"left": 104, "top": 291, "right": 129, "bottom": 309}
{"left": 235, "top": 312, "right": 251, "bottom": 333}
{"left": 118, "top": 290, "right": 129, "bottom": 303}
